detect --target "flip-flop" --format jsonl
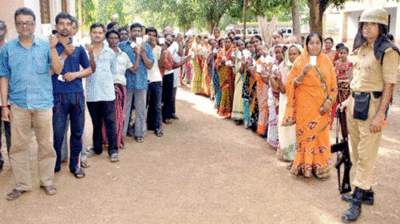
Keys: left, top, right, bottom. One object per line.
{"left": 73, "top": 168, "right": 85, "bottom": 178}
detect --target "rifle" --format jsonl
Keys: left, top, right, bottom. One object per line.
{"left": 331, "top": 104, "right": 352, "bottom": 194}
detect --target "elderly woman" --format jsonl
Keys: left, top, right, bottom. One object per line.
{"left": 276, "top": 44, "right": 302, "bottom": 165}
{"left": 282, "top": 33, "right": 337, "bottom": 179}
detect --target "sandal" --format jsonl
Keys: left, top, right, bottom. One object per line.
{"left": 110, "top": 153, "right": 119, "bottom": 162}
{"left": 163, "top": 119, "right": 172, "bottom": 124}
{"left": 40, "top": 185, "right": 57, "bottom": 195}
{"left": 72, "top": 168, "right": 85, "bottom": 178}
{"left": 5, "top": 189, "right": 26, "bottom": 201}
{"left": 81, "top": 160, "right": 91, "bottom": 168}
{"left": 135, "top": 136, "right": 144, "bottom": 143}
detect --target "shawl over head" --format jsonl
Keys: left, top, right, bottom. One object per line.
{"left": 353, "top": 23, "right": 400, "bottom": 60}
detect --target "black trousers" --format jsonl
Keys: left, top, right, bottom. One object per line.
{"left": 87, "top": 101, "right": 118, "bottom": 156}
{"left": 162, "top": 73, "right": 174, "bottom": 120}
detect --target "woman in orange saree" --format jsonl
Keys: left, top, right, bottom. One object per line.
{"left": 282, "top": 33, "right": 337, "bottom": 179}
{"left": 215, "top": 37, "right": 235, "bottom": 117}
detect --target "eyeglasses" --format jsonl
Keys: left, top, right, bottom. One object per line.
{"left": 16, "top": 21, "right": 35, "bottom": 28}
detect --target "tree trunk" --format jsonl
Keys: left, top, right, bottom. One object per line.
{"left": 243, "top": 0, "right": 247, "bottom": 40}
{"left": 291, "top": 0, "right": 301, "bottom": 38}
{"left": 307, "top": 0, "right": 328, "bottom": 35}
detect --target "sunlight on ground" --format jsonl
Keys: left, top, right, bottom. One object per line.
{"left": 378, "top": 147, "right": 400, "bottom": 157}
{"left": 311, "top": 206, "right": 342, "bottom": 224}
{"left": 176, "top": 86, "right": 223, "bottom": 119}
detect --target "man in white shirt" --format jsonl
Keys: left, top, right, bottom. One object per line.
{"left": 146, "top": 27, "right": 164, "bottom": 136}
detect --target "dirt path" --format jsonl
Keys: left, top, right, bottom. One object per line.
{"left": 0, "top": 85, "right": 399, "bottom": 223}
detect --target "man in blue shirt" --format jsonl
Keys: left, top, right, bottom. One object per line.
{"left": 52, "top": 12, "right": 92, "bottom": 178}
{"left": 119, "top": 23, "right": 154, "bottom": 143}
{"left": 0, "top": 7, "right": 63, "bottom": 200}
{"left": 85, "top": 23, "right": 119, "bottom": 162}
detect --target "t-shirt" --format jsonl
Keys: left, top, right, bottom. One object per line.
{"left": 148, "top": 46, "right": 163, "bottom": 83}
{"left": 52, "top": 40, "right": 91, "bottom": 93}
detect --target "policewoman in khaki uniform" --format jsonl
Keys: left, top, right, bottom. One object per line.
{"left": 341, "top": 7, "right": 400, "bottom": 222}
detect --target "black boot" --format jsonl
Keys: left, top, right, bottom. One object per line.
{"left": 342, "top": 187, "right": 364, "bottom": 222}
{"left": 342, "top": 189, "right": 374, "bottom": 205}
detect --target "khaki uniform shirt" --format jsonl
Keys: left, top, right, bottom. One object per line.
{"left": 351, "top": 42, "right": 400, "bottom": 92}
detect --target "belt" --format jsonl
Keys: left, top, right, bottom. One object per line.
{"left": 351, "top": 91, "right": 382, "bottom": 98}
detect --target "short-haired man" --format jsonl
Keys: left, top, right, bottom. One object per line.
{"left": 85, "top": 23, "right": 119, "bottom": 161}
{"left": 106, "top": 29, "right": 136, "bottom": 148}
{"left": 145, "top": 27, "right": 164, "bottom": 136}
{"left": 119, "top": 23, "right": 154, "bottom": 143}
{"left": 118, "top": 27, "right": 129, "bottom": 42}
{"left": 107, "top": 22, "right": 119, "bottom": 32}
{"left": 52, "top": 12, "right": 92, "bottom": 178}
{"left": 0, "top": 19, "right": 11, "bottom": 174}
{"left": 0, "top": 7, "right": 63, "bottom": 200}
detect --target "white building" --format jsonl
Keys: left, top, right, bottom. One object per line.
{"left": 0, "top": 0, "right": 75, "bottom": 40}
{"left": 324, "top": 0, "right": 400, "bottom": 45}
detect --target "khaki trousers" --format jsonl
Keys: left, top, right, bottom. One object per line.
{"left": 9, "top": 104, "right": 56, "bottom": 191}
{"left": 346, "top": 94, "right": 382, "bottom": 190}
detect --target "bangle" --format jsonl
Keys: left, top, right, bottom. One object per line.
{"left": 1, "top": 105, "right": 8, "bottom": 109}
{"left": 295, "top": 77, "right": 302, "bottom": 84}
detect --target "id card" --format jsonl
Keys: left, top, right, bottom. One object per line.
{"left": 159, "top": 38, "right": 165, "bottom": 45}
{"left": 310, "top": 56, "right": 317, "bottom": 66}
{"left": 136, "top": 37, "right": 143, "bottom": 44}
{"left": 58, "top": 75, "right": 65, "bottom": 82}
{"left": 256, "top": 64, "right": 262, "bottom": 73}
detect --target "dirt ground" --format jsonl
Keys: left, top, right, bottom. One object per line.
{"left": 0, "top": 84, "right": 399, "bottom": 224}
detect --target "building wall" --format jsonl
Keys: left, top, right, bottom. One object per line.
{"left": 0, "top": 0, "right": 75, "bottom": 40}
{"left": 346, "top": 7, "right": 398, "bottom": 42}
{"left": 0, "top": 0, "right": 25, "bottom": 40}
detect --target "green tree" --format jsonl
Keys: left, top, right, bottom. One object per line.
{"left": 96, "top": 0, "right": 126, "bottom": 27}
{"left": 177, "top": 0, "right": 198, "bottom": 33}
{"left": 307, "top": 0, "right": 347, "bottom": 34}
{"left": 75, "top": 0, "right": 96, "bottom": 31}
{"left": 198, "top": 0, "right": 235, "bottom": 34}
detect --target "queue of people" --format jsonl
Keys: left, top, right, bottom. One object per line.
{"left": 181, "top": 7, "right": 399, "bottom": 223}
{"left": 0, "top": 6, "right": 398, "bottom": 223}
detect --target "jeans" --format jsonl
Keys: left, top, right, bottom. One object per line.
{"left": 53, "top": 93, "right": 85, "bottom": 172}
{"left": 124, "top": 88, "right": 147, "bottom": 137}
{"left": 61, "top": 116, "right": 89, "bottom": 162}
{"left": 147, "top": 81, "right": 162, "bottom": 130}
{"left": 0, "top": 106, "right": 11, "bottom": 162}
{"left": 87, "top": 101, "right": 118, "bottom": 156}
{"left": 162, "top": 73, "right": 174, "bottom": 120}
